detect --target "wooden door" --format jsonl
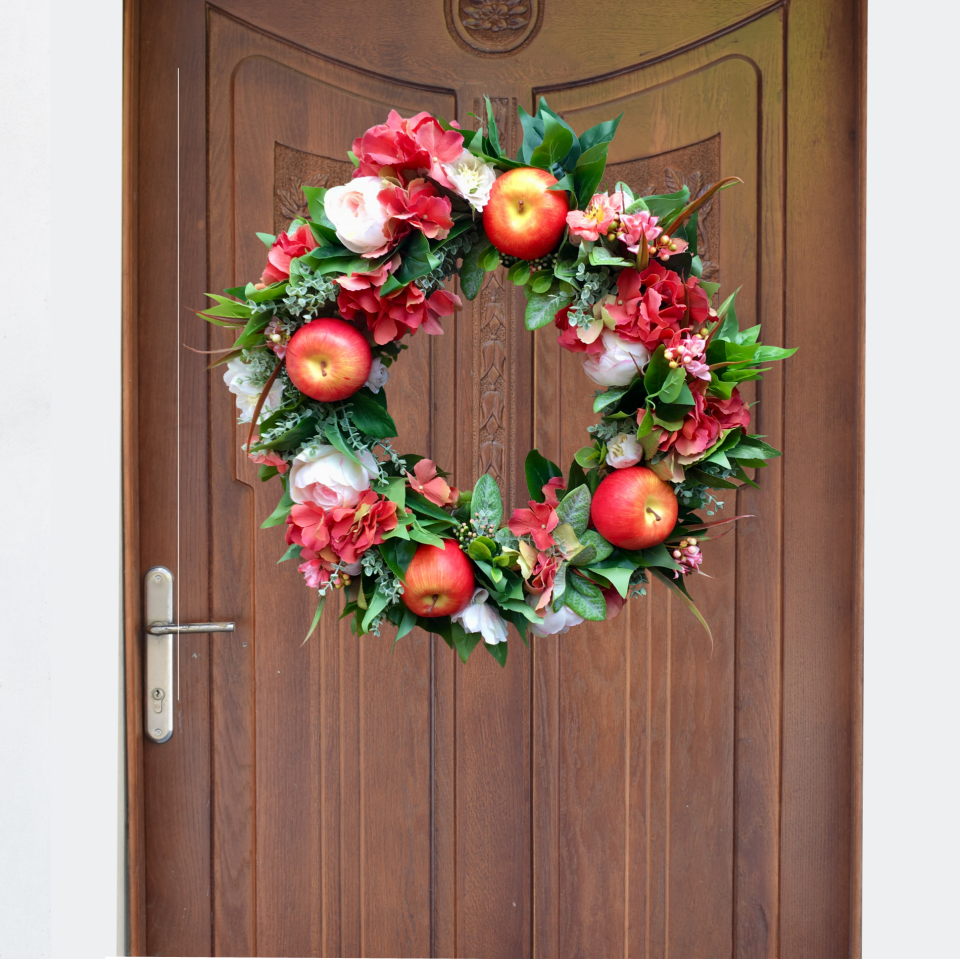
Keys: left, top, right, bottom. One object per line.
{"left": 124, "top": 1, "right": 864, "bottom": 956}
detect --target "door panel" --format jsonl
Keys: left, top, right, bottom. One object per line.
{"left": 129, "top": 2, "right": 862, "bottom": 956}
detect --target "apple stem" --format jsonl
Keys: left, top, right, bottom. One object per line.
{"left": 518, "top": 199, "right": 524, "bottom": 211}
{"left": 320, "top": 360, "right": 328, "bottom": 377}
{"left": 646, "top": 506, "right": 662, "bottom": 522}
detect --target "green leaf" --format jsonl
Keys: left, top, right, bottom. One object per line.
{"left": 405, "top": 490, "right": 457, "bottom": 525}
{"left": 517, "top": 103, "right": 545, "bottom": 163}
{"left": 726, "top": 437, "right": 782, "bottom": 460}
{"left": 563, "top": 572, "right": 607, "bottom": 621}
{"left": 246, "top": 281, "right": 288, "bottom": 303}
{"left": 409, "top": 521, "right": 445, "bottom": 548}
{"left": 573, "top": 141, "right": 611, "bottom": 209}
{"left": 471, "top": 473, "right": 504, "bottom": 530}
{"left": 302, "top": 593, "right": 326, "bottom": 645}
{"left": 644, "top": 345, "right": 671, "bottom": 396}
{"left": 201, "top": 293, "right": 253, "bottom": 319}
{"left": 261, "top": 488, "right": 294, "bottom": 528}
{"left": 525, "top": 289, "right": 570, "bottom": 330}
{"left": 348, "top": 392, "right": 397, "bottom": 439}
{"left": 574, "top": 444, "right": 600, "bottom": 468}
{"left": 577, "top": 113, "right": 623, "bottom": 152}
{"left": 484, "top": 641, "right": 508, "bottom": 668}
{"left": 323, "top": 418, "right": 363, "bottom": 465}
{"left": 391, "top": 230, "right": 441, "bottom": 288}
{"left": 479, "top": 244, "right": 501, "bottom": 272}
{"left": 468, "top": 539, "right": 492, "bottom": 561}
{"left": 588, "top": 245, "right": 630, "bottom": 268}
{"left": 530, "top": 111, "right": 575, "bottom": 169}
{"left": 569, "top": 529, "right": 613, "bottom": 567}
{"left": 555, "top": 484, "right": 591, "bottom": 537}
{"left": 638, "top": 543, "right": 683, "bottom": 571}
{"left": 643, "top": 187, "right": 690, "bottom": 226}
{"left": 484, "top": 95, "right": 502, "bottom": 157}
{"left": 650, "top": 568, "right": 713, "bottom": 651}
{"left": 659, "top": 366, "right": 687, "bottom": 404}
{"left": 587, "top": 559, "right": 633, "bottom": 598}
{"left": 525, "top": 449, "right": 562, "bottom": 502}
{"left": 507, "top": 260, "right": 531, "bottom": 286}
{"left": 394, "top": 606, "right": 418, "bottom": 646}
{"left": 452, "top": 621, "right": 483, "bottom": 664}
{"left": 374, "top": 476, "right": 407, "bottom": 511}
{"left": 459, "top": 239, "right": 487, "bottom": 300}
{"left": 379, "top": 538, "right": 417, "bottom": 581}
{"left": 567, "top": 458, "right": 588, "bottom": 493}
{"left": 277, "top": 543, "right": 302, "bottom": 564}
{"left": 361, "top": 585, "right": 390, "bottom": 634}
{"left": 529, "top": 270, "right": 553, "bottom": 294}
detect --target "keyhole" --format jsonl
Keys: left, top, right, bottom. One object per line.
{"left": 151, "top": 688, "right": 165, "bottom": 713}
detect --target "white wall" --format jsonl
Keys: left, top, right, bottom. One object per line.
{"left": 0, "top": 1, "right": 124, "bottom": 957}
{"left": 862, "top": 2, "right": 960, "bottom": 957}
{"left": 0, "top": 1, "right": 956, "bottom": 957}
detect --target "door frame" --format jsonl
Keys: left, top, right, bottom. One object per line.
{"left": 120, "top": 2, "right": 866, "bottom": 955}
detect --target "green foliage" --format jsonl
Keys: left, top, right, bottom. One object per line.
{"left": 525, "top": 449, "right": 563, "bottom": 502}
{"left": 471, "top": 473, "right": 504, "bottom": 530}
{"left": 555, "top": 484, "right": 591, "bottom": 537}
{"left": 348, "top": 393, "right": 397, "bottom": 439}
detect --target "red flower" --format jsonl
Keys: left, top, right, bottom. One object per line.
{"left": 658, "top": 381, "right": 749, "bottom": 461}
{"left": 327, "top": 490, "right": 398, "bottom": 564}
{"left": 261, "top": 223, "right": 319, "bottom": 285}
{"left": 351, "top": 109, "right": 436, "bottom": 179}
{"left": 337, "top": 282, "right": 461, "bottom": 345}
{"left": 707, "top": 389, "right": 751, "bottom": 432}
{"left": 378, "top": 178, "right": 454, "bottom": 241}
{"left": 530, "top": 552, "right": 560, "bottom": 611}
{"left": 542, "top": 476, "right": 566, "bottom": 507}
{"left": 286, "top": 502, "right": 332, "bottom": 554}
{"left": 553, "top": 306, "right": 604, "bottom": 357}
{"left": 335, "top": 255, "right": 400, "bottom": 292}
{"left": 412, "top": 120, "right": 465, "bottom": 189}
{"left": 508, "top": 500, "right": 559, "bottom": 550}
{"left": 405, "top": 458, "right": 459, "bottom": 507}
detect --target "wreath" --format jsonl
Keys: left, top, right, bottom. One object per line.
{"left": 201, "top": 99, "right": 793, "bottom": 665}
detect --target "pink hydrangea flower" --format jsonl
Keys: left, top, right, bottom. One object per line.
{"left": 663, "top": 330, "right": 710, "bottom": 381}
{"left": 508, "top": 501, "right": 559, "bottom": 550}
{"left": 405, "top": 458, "right": 459, "bottom": 507}
{"left": 566, "top": 192, "right": 624, "bottom": 242}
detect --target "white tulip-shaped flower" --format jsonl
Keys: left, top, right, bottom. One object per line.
{"left": 223, "top": 357, "right": 285, "bottom": 423}
{"left": 526, "top": 594, "right": 585, "bottom": 637}
{"left": 451, "top": 588, "right": 509, "bottom": 645}
{"left": 582, "top": 329, "right": 650, "bottom": 387}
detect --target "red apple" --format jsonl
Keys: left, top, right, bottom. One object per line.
{"left": 590, "top": 466, "right": 679, "bottom": 551}
{"left": 401, "top": 540, "right": 475, "bottom": 618}
{"left": 482, "top": 167, "right": 569, "bottom": 260}
{"left": 285, "top": 318, "right": 372, "bottom": 402}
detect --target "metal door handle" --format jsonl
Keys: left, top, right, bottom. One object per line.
{"left": 148, "top": 622, "right": 235, "bottom": 635}
{"left": 143, "top": 566, "right": 236, "bottom": 744}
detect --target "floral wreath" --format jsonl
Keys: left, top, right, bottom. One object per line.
{"left": 201, "top": 99, "right": 793, "bottom": 666}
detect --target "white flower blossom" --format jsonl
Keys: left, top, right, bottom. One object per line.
{"left": 452, "top": 588, "right": 510, "bottom": 645}
{"left": 441, "top": 149, "right": 498, "bottom": 211}
{"left": 364, "top": 357, "right": 390, "bottom": 394}
{"left": 605, "top": 433, "right": 642, "bottom": 469}
{"left": 223, "top": 357, "right": 284, "bottom": 423}
{"left": 288, "top": 444, "right": 379, "bottom": 509}
{"left": 324, "top": 177, "right": 394, "bottom": 255}
{"left": 527, "top": 594, "right": 584, "bottom": 637}
{"left": 581, "top": 329, "right": 650, "bottom": 387}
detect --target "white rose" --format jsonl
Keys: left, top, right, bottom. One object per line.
{"left": 527, "top": 595, "right": 584, "bottom": 637}
{"left": 364, "top": 357, "right": 390, "bottom": 394}
{"left": 582, "top": 329, "right": 650, "bottom": 386}
{"left": 324, "top": 177, "right": 393, "bottom": 255}
{"left": 452, "top": 588, "right": 509, "bottom": 645}
{"left": 289, "top": 444, "right": 379, "bottom": 509}
{"left": 606, "top": 432, "right": 642, "bottom": 469}
{"left": 441, "top": 149, "right": 498, "bottom": 211}
{"left": 223, "top": 357, "right": 284, "bottom": 423}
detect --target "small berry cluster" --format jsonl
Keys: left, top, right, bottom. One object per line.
{"left": 499, "top": 252, "right": 558, "bottom": 272}
{"left": 454, "top": 521, "right": 478, "bottom": 551}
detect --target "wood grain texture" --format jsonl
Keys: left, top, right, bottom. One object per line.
{"left": 129, "top": 2, "right": 863, "bottom": 955}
